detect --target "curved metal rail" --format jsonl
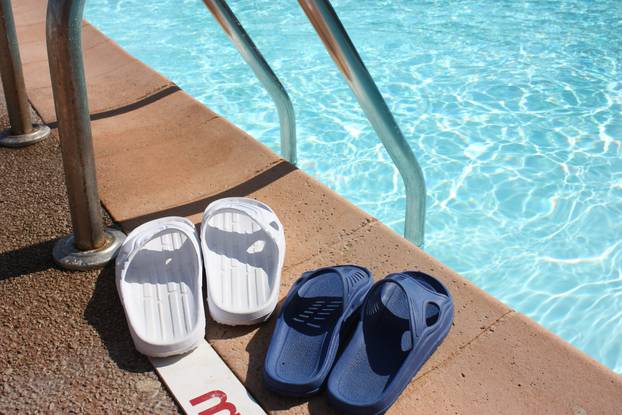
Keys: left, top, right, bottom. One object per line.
{"left": 202, "top": 0, "right": 297, "bottom": 165}
{"left": 43, "top": 0, "right": 423, "bottom": 273}
{"left": 44, "top": 0, "right": 296, "bottom": 270}
{"left": 298, "top": 0, "right": 426, "bottom": 246}
{"left": 47, "top": 0, "right": 124, "bottom": 269}
{"left": 0, "top": 0, "right": 50, "bottom": 147}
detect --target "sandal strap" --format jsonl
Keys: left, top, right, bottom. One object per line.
{"left": 202, "top": 198, "right": 284, "bottom": 246}
{"left": 116, "top": 217, "right": 199, "bottom": 280}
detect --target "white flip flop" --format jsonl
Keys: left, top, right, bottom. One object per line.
{"left": 201, "top": 197, "right": 285, "bottom": 326}
{"left": 116, "top": 217, "right": 205, "bottom": 357}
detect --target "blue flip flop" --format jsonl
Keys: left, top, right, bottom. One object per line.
{"left": 263, "top": 265, "right": 373, "bottom": 396}
{"left": 327, "top": 271, "right": 454, "bottom": 414}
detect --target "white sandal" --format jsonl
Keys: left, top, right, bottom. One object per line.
{"left": 201, "top": 198, "right": 285, "bottom": 326}
{"left": 116, "top": 217, "right": 205, "bottom": 357}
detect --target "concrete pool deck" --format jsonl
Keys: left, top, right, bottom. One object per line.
{"left": 1, "top": 0, "right": 621, "bottom": 413}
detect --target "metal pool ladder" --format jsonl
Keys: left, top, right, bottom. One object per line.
{"left": 43, "top": 0, "right": 426, "bottom": 271}
{"left": 203, "top": 0, "right": 297, "bottom": 165}
{"left": 206, "top": 0, "right": 427, "bottom": 246}
{"left": 298, "top": 0, "right": 426, "bottom": 247}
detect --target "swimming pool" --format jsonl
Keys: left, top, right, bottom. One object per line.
{"left": 85, "top": 0, "right": 622, "bottom": 373}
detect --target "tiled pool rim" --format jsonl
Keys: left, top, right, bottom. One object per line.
{"left": 11, "top": 0, "right": 622, "bottom": 413}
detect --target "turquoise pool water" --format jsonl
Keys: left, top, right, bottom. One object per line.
{"left": 85, "top": 0, "right": 622, "bottom": 372}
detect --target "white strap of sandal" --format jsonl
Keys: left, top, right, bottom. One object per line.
{"left": 202, "top": 198, "right": 284, "bottom": 246}
{"left": 116, "top": 217, "right": 200, "bottom": 283}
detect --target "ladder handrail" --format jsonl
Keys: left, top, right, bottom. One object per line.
{"left": 44, "top": 0, "right": 423, "bottom": 272}
{"left": 298, "top": 0, "right": 426, "bottom": 246}
{"left": 202, "top": 0, "right": 297, "bottom": 165}
{"left": 0, "top": 0, "right": 50, "bottom": 147}
{"left": 0, "top": 0, "right": 32, "bottom": 135}
{"left": 47, "top": 0, "right": 125, "bottom": 270}
{"left": 47, "top": 0, "right": 105, "bottom": 251}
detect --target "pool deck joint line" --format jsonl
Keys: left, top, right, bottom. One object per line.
{"left": 2, "top": 0, "right": 621, "bottom": 414}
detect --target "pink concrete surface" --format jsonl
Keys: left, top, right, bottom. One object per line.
{"left": 10, "top": 0, "right": 622, "bottom": 413}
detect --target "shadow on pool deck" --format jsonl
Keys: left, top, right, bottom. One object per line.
{"left": 84, "top": 266, "right": 153, "bottom": 374}
{"left": 46, "top": 85, "right": 181, "bottom": 130}
{"left": 0, "top": 239, "right": 57, "bottom": 281}
{"left": 121, "top": 160, "right": 298, "bottom": 231}
{"left": 0, "top": 83, "right": 180, "bottom": 413}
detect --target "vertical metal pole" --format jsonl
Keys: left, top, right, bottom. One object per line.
{"left": 47, "top": 0, "right": 124, "bottom": 270}
{"left": 298, "top": 0, "right": 426, "bottom": 246}
{"left": 0, "top": 0, "right": 50, "bottom": 147}
{"left": 202, "top": 0, "right": 297, "bottom": 164}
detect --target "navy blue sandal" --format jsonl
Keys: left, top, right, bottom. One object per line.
{"left": 327, "top": 271, "right": 454, "bottom": 414}
{"left": 263, "top": 265, "right": 373, "bottom": 396}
